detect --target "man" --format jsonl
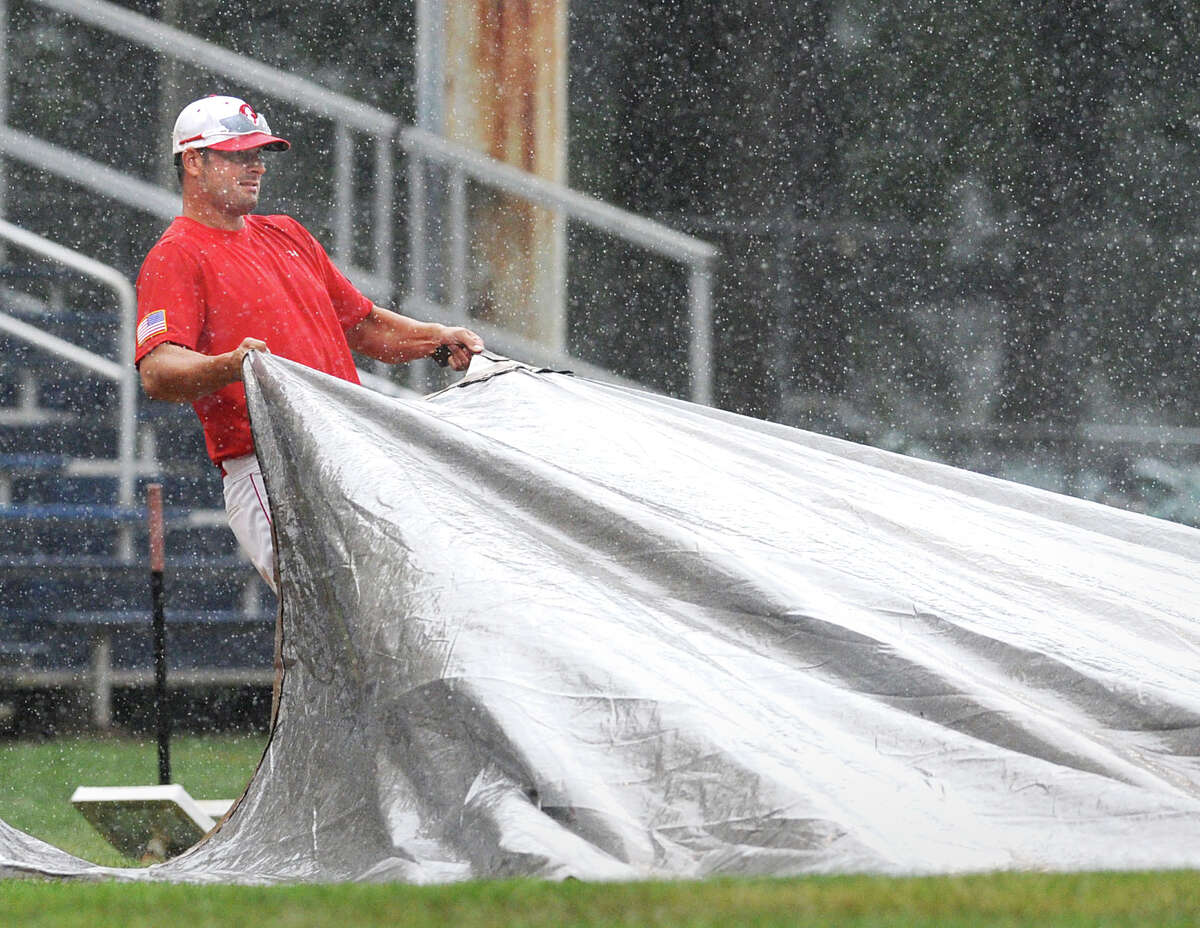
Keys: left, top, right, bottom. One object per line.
{"left": 135, "top": 95, "right": 483, "bottom": 591}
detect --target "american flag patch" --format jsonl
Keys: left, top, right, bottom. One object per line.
{"left": 136, "top": 310, "right": 168, "bottom": 346}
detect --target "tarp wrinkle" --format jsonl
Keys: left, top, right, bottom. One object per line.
{"left": 3, "top": 353, "right": 1199, "bottom": 883}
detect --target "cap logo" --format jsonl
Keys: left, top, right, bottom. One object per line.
{"left": 239, "top": 103, "right": 259, "bottom": 122}
{"left": 219, "top": 112, "right": 260, "bottom": 134}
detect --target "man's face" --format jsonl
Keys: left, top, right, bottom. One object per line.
{"left": 191, "top": 147, "right": 268, "bottom": 218}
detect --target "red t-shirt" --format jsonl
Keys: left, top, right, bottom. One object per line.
{"left": 135, "top": 215, "right": 373, "bottom": 465}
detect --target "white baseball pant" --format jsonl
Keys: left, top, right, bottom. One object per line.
{"left": 221, "top": 453, "right": 277, "bottom": 593}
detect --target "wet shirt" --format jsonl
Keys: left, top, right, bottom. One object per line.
{"left": 135, "top": 214, "right": 372, "bottom": 465}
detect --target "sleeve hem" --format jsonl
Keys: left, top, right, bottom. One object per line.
{"left": 134, "top": 335, "right": 194, "bottom": 367}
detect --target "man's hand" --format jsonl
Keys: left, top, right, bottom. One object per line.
{"left": 431, "top": 326, "right": 484, "bottom": 371}
{"left": 231, "top": 337, "right": 269, "bottom": 380}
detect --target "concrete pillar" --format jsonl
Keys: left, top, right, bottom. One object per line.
{"left": 441, "top": 0, "right": 567, "bottom": 351}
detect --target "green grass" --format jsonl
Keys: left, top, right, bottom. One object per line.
{"left": 0, "top": 733, "right": 268, "bottom": 867}
{"left": 1, "top": 736, "right": 1197, "bottom": 926}
{"left": 1, "top": 871, "right": 1199, "bottom": 927}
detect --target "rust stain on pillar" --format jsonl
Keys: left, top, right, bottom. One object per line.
{"left": 444, "top": 0, "right": 566, "bottom": 350}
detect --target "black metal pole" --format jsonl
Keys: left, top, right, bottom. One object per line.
{"left": 148, "top": 483, "right": 171, "bottom": 785}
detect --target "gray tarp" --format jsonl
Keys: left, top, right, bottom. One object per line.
{"left": 3, "top": 353, "right": 1200, "bottom": 883}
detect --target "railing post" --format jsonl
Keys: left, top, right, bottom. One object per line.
{"left": 116, "top": 275, "right": 138, "bottom": 562}
{"left": 408, "top": 154, "right": 427, "bottom": 304}
{"left": 449, "top": 166, "right": 468, "bottom": 317}
{"left": 334, "top": 122, "right": 354, "bottom": 269}
{"left": 688, "top": 262, "right": 714, "bottom": 407}
{"left": 89, "top": 629, "right": 113, "bottom": 730}
{"left": 374, "top": 135, "right": 394, "bottom": 301}
{"left": 157, "top": 0, "right": 184, "bottom": 188}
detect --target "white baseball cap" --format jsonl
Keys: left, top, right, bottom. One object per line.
{"left": 172, "top": 95, "right": 290, "bottom": 155}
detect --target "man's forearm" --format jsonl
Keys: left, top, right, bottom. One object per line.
{"left": 138, "top": 341, "right": 253, "bottom": 403}
{"left": 347, "top": 305, "right": 481, "bottom": 366}
{"left": 347, "top": 307, "right": 443, "bottom": 363}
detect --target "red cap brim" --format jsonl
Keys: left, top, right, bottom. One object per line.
{"left": 207, "top": 132, "right": 290, "bottom": 152}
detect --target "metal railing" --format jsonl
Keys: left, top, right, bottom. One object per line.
{"left": 0, "top": 0, "right": 399, "bottom": 299}
{"left": 402, "top": 128, "right": 720, "bottom": 405}
{"left": 0, "top": 218, "right": 137, "bottom": 512}
{"left": 0, "top": 126, "right": 180, "bottom": 222}
{"left": 0, "top": 0, "right": 720, "bottom": 404}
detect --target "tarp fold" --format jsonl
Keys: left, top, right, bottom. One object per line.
{"left": 3, "top": 353, "right": 1199, "bottom": 883}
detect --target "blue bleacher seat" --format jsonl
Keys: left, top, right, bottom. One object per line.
{"left": 41, "top": 610, "right": 274, "bottom": 673}
{"left": 0, "top": 344, "right": 276, "bottom": 712}
{"left": 11, "top": 473, "right": 120, "bottom": 504}
{"left": 0, "top": 423, "right": 121, "bottom": 456}
{"left": 38, "top": 377, "right": 120, "bottom": 414}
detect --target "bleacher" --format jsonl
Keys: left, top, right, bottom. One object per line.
{"left": 0, "top": 282, "right": 275, "bottom": 733}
